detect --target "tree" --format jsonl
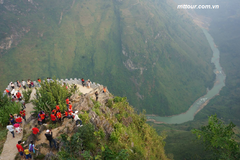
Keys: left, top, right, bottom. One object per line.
{"left": 192, "top": 115, "right": 240, "bottom": 159}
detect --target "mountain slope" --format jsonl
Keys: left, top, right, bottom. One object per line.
{"left": 0, "top": 0, "right": 214, "bottom": 116}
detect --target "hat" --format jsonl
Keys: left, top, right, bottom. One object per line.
{"left": 75, "top": 111, "right": 78, "bottom": 114}
{"left": 46, "top": 129, "right": 50, "bottom": 133}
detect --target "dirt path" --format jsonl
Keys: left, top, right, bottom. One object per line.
{"left": 0, "top": 83, "right": 92, "bottom": 160}
{"left": 0, "top": 89, "right": 36, "bottom": 160}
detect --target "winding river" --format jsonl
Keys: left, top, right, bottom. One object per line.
{"left": 147, "top": 29, "right": 226, "bottom": 124}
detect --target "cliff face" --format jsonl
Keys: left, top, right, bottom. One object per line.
{"left": 23, "top": 85, "right": 169, "bottom": 159}
{"left": 0, "top": 0, "right": 215, "bottom": 116}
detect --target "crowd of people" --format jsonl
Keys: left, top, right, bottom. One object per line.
{"left": 36, "top": 98, "right": 83, "bottom": 127}
{"left": 8, "top": 96, "right": 84, "bottom": 159}
{"left": 6, "top": 109, "right": 26, "bottom": 138}
{"left": 3, "top": 77, "right": 108, "bottom": 159}
{"left": 5, "top": 78, "right": 41, "bottom": 103}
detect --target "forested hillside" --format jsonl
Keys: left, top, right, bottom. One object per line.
{"left": 0, "top": 0, "right": 215, "bottom": 116}
{"left": 160, "top": 0, "right": 240, "bottom": 159}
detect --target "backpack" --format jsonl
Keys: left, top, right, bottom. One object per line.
{"left": 29, "top": 144, "right": 34, "bottom": 152}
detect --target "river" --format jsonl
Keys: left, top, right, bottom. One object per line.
{"left": 147, "top": 29, "right": 226, "bottom": 124}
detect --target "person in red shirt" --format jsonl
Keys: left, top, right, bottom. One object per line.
{"left": 52, "top": 109, "right": 57, "bottom": 116}
{"left": 68, "top": 109, "right": 74, "bottom": 120}
{"left": 16, "top": 141, "right": 24, "bottom": 158}
{"left": 32, "top": 125, "right": 39, "bottom": 135}
{"left": 56, "top": 105, "right": 60, "bottom": 112}
{"left": 40, "top": 111, "right": 45, "bottom": 124}
{"left": 51, "top": 113, "right": 56, "bottom": 124}
{"left": 16, "top": 91, "right": 22, "bottom": 101}
{"left": 32, "top": 125, "right": 40, "bottom": 141}
{"left": 5, "top": 89, "right": 10, "bottom": 96}
{"left": 81, "top": 78, "right": 85, "bottom": 87}
{"left": 16, "top": 115, "right": 22, "bottom": 126}
{"left": 38, "top": 117, "right": 42, "bottom": 125}
{"left": 20, "top": 109, "right": 26, "bottom": 121}
{"left": 68, "top": 103, "right": 72, "bottom": 110}
{"left": 66, "top": 98, "right": 69, "bottom": 104}
{"left": 56, "top": 111, "right": 62, "bottom": 122}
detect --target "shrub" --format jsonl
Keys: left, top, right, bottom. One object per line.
{"left": 107, "top": 99, "right": 113, "bottom": 108}
{"left": 94, "top": 128, "right": 106, "bottom": 140}
{"left": 0, "top": 94, "right": 21, "bottom": 126}
{"left": 102, "top": 145, "right": 129, "bottom": 160}
{"left": 22, "top": 89, "right": 32, "bottom": 103}
{"left": 76, "top": 123, "right": 96, "bottom": 150}
{"left": 31, "top": 78, "right": 75, "bottom": 115}
{"left": 79, "top": 111, "right": 90, "bottom": 124}
{"left": 113, "top": 97, "right": 126, "bottom": 103}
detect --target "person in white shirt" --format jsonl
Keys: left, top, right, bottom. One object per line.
{"left": 6, "top": 122, "right": 15, "bottom": 138}
{"left": 22, "top": 80, "right": 26, "bottom": 89}
{"left": 11, "top": 82, "right": 15, "bottom": 89}
{"left": 72, "top": 111, "right": 83, "bottom": 127}
{"left": 11, "top": 89, "right": 15, "bottom": 95}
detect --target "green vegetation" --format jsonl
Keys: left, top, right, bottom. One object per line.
{"left": 0, "top": 93, "right": 21, "bottom": 126}
{"left": 192, "top": 115, "right": 240, "bottom": 159}
{"left": 0, "top": 128, "right": 8, "bottom": 154}
{"left": 58, "top": 96, "right": 168, "bottom": 160}
{"left": 154, "top": 1, "right": 240, "bottom": 159}
{"left": 22, "top": 89, "right": 32, "bottom": 103}
{"left": 31, "top": 79, "right": 76, "bottom": 115}
{"left": 0, "top": 0, "right": 215, "bottom": 116}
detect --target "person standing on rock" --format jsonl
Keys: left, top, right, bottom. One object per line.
{"left": 95, "top": 91, "right": 98, "bottom": 101}
{"left": 68, "top": 103, "right": 72, "bottom": 110}
{"left": 45, "top": 130, "right": 57, "bottom": 149}
{"left": 40, "top": 111, "right": 46, "bottom": 124}
{"left": 16, "top": 141, "right": 24, "bottom": 159}
{"left": 103, "top": 87, "right": 107, "bottom": 93}
{"left": 29, "top": 141, "right": 38, "bottom": 154}
{"left": 24, "top": 147, "right": 32, "bottom": 160}
{"left": 81, "top": 78, "right": 85, "bottom": 87}
{"left": 56, "top": 111, "right": 62, "bottom": 122}
{"left": 72, "top": 111, "right": 83, "bottom": 127}
{"left": 32, "top": 125, "right": 40, "bottom": 140}
{"left": 6, "top": 122, "right": 15, "bottom": 138}
{"left": 87, "top": 79, "right": 91, "bottom": 88}
{"left": 51, "top": 112, "right": 57, "bottom": 124}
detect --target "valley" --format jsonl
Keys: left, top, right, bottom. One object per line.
{"left": 0, "top": 0, "right": 215, "bottom": 117}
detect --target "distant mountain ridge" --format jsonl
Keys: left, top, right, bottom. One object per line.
{"left": 0, "top": 0, "right": 215, "bottom": 116}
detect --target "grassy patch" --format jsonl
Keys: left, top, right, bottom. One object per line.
{"left": 0, "top": 127, "right": 7, "bottom": 154}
